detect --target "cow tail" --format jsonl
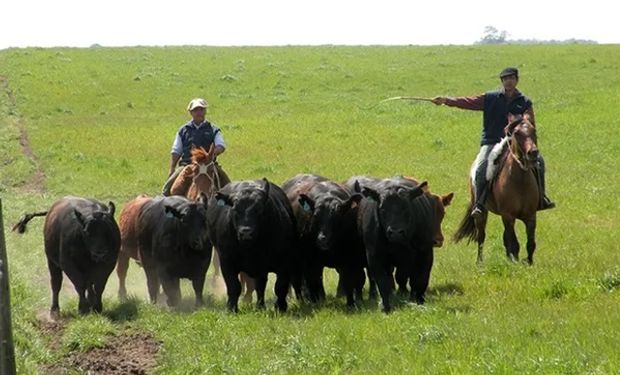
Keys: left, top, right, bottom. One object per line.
{"left": 453, "top": 202, "right": 477, "bottom": 244}
{"left": 12, "top": 211, "right": 48, "bottom": 233}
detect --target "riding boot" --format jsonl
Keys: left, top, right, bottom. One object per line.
{"left": 534, "top": 156, "right": 556, "bottom": 211}
{"left": 471, "top": 176, "right": 489, "bottom": 218}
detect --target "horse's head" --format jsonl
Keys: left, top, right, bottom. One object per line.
{"left": 189, "top": 144, "right": 219, "bottom": 197}
{"left": 506, "top": 113, "right": 538, "bottom": 169}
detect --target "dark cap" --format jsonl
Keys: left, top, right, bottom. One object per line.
{"left": 500, "top": 67, "right": 519, "bottom": 79}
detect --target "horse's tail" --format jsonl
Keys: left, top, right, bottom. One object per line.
{"left": 12, "top": 211, "right": 48, "bottom": 234}
{"left": 453, "top": 201, "right": 477, "bottom": 244}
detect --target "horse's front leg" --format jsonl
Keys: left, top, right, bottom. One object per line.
{"left": 501, "top": 217, "right": 519, "bottom": 262}
{"left": 475, "top": 212, "right": 488, "bottom": 264}
{"left": 524, "top": 218, "right": 536, "bottom": 265}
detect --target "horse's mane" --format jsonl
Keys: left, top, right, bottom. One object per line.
{"left": 191, "top": 146, "right": 214, "bottom": 164}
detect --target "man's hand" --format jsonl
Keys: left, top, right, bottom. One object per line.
{"left": 431, "top": 96, "right": 447, "bottom": 105}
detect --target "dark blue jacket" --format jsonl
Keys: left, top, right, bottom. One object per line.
{"left": 481, "top": 90, "right": 532, "bottom": 145}
{"left": 177, "top": 121, "right": 221, "bottom": 166}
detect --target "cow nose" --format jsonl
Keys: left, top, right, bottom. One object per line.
{"left": 433, "top": 234, "right": 444, "bottom": 248}
{"left": 316, "top": 232, "right": 329, "bottom": 250}
{"left": 238, "top": 226, "right": 254, "bottom": 241}
{"left": 386, "top": 226, "right": 404, "bottom": 240}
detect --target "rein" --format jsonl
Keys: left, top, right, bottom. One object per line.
{"left": 507, "top": 137, "right": 529, "bottom": 171}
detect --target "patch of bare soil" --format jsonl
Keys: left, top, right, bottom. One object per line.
{"left": 36, "top": 311, "right": 161, "bottom": 374}
{"left": 46, "top": 331, "right": 160, "bottom": 375}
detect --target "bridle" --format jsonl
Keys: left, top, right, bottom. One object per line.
{"left": 506, "top": 120, "right": 536, "bottom": 171}
{"left": 192, "top": 160, "right": 221, "bottom": 198}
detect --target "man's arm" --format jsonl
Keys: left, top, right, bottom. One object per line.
{"left": 213, "top": 130, "right": 226, "bottom": 157}
{"left": 169, "top": 153, "right": 181, "bottom": 176}
{"left": 169, "top": 133, "right": 183, "bottom": 176}
{"left": 432, "top": 94, "right": 485, "bottom": 110}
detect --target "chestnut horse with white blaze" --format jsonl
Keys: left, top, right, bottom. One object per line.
{"left": 454, "top": 114, "right": 541, "bottom": 264}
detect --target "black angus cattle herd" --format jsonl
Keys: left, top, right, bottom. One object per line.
{"left": 13, "top": 173, "right": 453, "bottom": 314}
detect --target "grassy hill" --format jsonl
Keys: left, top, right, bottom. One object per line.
{"left": 1, "top": 44, "right": 620, "bottom": 373}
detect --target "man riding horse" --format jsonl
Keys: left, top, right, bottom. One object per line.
{"left": 431, "top": 67, "right": 555, "bottom": 218}
{"left": 162, "top": 98, "right": 229, "bottom": 196}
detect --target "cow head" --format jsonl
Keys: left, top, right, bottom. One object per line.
{"left": 362, "top": 182, "right": 427, "bottom": 245}
{"left": 429, "top": 192, "right": 454, "bottom": 248}
{"left": 299, "top": 191, "right": 362, "bottom": 251}
{"left": 164, "top": 194, "right": 209, "bottom": 252}
{"left": 74, "top": 202, "right": 118, "bottom": 262}
{"left": 216, "top": 178, "right": 271, "bottom": 245}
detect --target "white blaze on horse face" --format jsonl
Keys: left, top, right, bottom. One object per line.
{"left": 197, "top": 163, "right": 210, "bottom": 176}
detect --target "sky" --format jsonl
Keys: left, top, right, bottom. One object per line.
{"left": 1, "top": 0, "right": 618, "bottom": 49}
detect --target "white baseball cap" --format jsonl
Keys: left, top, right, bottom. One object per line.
{"left": 187, "top": 98, "right": 208, "bottom": 111}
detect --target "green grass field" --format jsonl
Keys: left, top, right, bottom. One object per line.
{"left": 1, "top": 44, "right": 620, "bottom": 374}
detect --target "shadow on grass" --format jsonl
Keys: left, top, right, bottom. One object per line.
{"left": 103, "top": 297, "right": 140, "bottom": 322}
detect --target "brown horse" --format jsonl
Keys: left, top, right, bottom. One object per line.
{"left": 170, "top": 144, "right": 231, "bottom": 199}
{"left": 454, "top": 114, "right": 540, "bottom": 264}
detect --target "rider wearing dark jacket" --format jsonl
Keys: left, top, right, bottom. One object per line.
{"left": 432, "top": 67, "right": 555, "bottom": 217}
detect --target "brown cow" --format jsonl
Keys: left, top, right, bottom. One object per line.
{"left": 117, "top": 194, "right": 152, "bottom": 301}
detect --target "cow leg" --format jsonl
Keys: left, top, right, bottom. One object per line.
{"left": 161, "top": 274, "right": 181, "bottom": 307}
{"left": 410, "top": 247, "right": 434, "bottom": 305}
{"left": 116, "top": 250, "right": 131, "bottom": 302}
{"left": 475, "top": 212, "right": 488, "bottom": 264}
{"left": 47, "top": 259, "right": 63, "bottom": 317}
{"left": 254, "top": 274, "right": 268, "bottom": 310}
{"left": 191, "top": 271, "right": 206, "bottom": 307}
{"left": 367, "top": 268, "right": 378, "bottom": 300}
{"left": 221, "top": 263, "right": 241, "bottom": 312}
{"left": 143, "top": 266, "right": 160, "bottom": 304}
{"left": 274, "top": 272, "right": 290, "bottom": 312}
{"left": 525, "top": 219, "right": 537, "bottom": 265}
{"left": 61, "top": 259, "right": 90, "bottom": 315}
{"left": 367, "top": 254, "right": 392, "bottom": 313}
{"left": 91, "top": 275, "right": 109, "bottom": 313}
{"left": 240, "top": 272, "right": 255, "bottom": 304}
{"left": 353, "top": 267, "right": 365, "bottom": 302}
{"left": 394, "top": 266, "right": 408, "bottom": 296}
{"left": 210, "top": 250, "right": 222, "bottom": 288}
{"left": 501, "top": 217, "right": 519, "bottom": 262}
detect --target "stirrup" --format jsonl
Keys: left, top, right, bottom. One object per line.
{"left": 538, "top": 196, "right": 556, "bottom": 211}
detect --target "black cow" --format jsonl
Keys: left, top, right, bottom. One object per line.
{"left": 136, "top": 194, "right": 211, "bottom": 307}
{"left": 207, "top": 178, "right": 300, "bottom": 312}
{"left": 356, "top": 178, "right": 436, "bottom": 313}
{"left": 282, "top": 174, "right": 363, "bottom": 306}
{"left": 13, "top": 197, "right": 120, "bottom": 316}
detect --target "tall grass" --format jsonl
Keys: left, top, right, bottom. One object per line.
{"left": 1, "top": 44, "right": 619, "bottom": 373}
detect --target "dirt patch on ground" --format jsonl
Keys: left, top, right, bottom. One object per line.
{"left": 36, "top": 311, "right": 161, "bottom": 374}
{"left": 45, "top": 331, "right": 160, "bottom": 375}
{"left": 0, "top": 75, "right": 46, "bottom": 193}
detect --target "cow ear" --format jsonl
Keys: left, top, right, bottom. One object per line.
{"left": 298, "top": 194, "right": 315, "bottom": 213}
{"left": 74, "top": 209, "right": 86, "bottom": 227}
{"left": 408, "top": 181, "right": 428, "bottom": 200}
{"left": 353, "top": 180, "right": 362, "bottom": 193}
{"left": 343, "top": 193, "right": 363, "bottom": 210}
{"left": 215, "top": 192, "right": 233, "bottom": 207}
{"left": 442, "top": 192, "right": 454, "bottom": 206}
{"left": 261, "top": 178, "right": 270, "bottom": 196}
{"left": 164, "top": 205, "right": 183, "bottom": 219}
{"left": 107, "top": 201, "right": 116, "bottom": 217}
{"left": 361, "top": 187, "right": 381, "bottom": 203}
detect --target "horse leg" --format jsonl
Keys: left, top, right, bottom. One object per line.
{"left": 475, "top": 212, "right": 488, "bottom": 264}
{"left": 501, "top": 217, "right": 519, "bottom": 262}
{"left": 525, "top": 219, "right": 537, "bottom": 265}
